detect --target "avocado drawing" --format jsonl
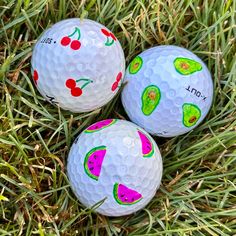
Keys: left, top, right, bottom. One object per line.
{"left": 129, "top": 56, "right": 143, "bottom": 74}
{"left": 182, "top": 103, "right": 201, "bottom": 127}
{"left": 174, "top": 57, "right": 202, "bottom": 75}
{"left": 141, "top": 85, "right": 161, "bottom": 116}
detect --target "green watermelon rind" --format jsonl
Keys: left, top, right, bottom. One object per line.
{"left": 138, "top": 130, "right": 154, "bottom": 158}
{"left": 182, "top": 103, "right": 201, "bottom": 128}
{"left": 84, "top": 119, "right": 117, "bottom": 133}
{"left": 113, "top": 183, "right": 143, "bottom": 206}
{"left": 143, "top": 141, "right": 154, "bottom": 158}
{"left": 84, "top": 146, "right": 106, "bottom": 181}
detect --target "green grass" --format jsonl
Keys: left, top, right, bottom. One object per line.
{"left": 0, "top": 0, "right": 236, "bottom": 235}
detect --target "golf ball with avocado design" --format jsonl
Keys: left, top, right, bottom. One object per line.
{"left": 67, "top": 119, "right": 163, "bottom": 216}
{"left": 31, "top": 18, "right": 125, "bottom": 112}
{"left": 121, "top": 45, "right": 213, "bottom": 137}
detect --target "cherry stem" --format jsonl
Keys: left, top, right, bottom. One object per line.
{"left": 76, "top": 78, "right": 92, "bottom": 83}
{"left": 68, "top": 27, "right": 81, "bottom": 40}
{"left": 81, "top": 80, "right": 93, "bottom": 89}
{"left": 75, "top": 78, "right": 93, "bottom": 89}
{"left": 105, "top": 38, "right": 114, "bottom": 46}
{"left": 76, "top": 28, "right": 81, "bottom": 40}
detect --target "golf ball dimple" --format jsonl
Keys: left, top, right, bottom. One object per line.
{"left": 67, "top": 119, "right": 163, "bottom": 216}
{"left": 121, "top": 45, "right": 213, "bottom": 137}
{"left": 31, "top": 18, "right": 125, "bottom": 112}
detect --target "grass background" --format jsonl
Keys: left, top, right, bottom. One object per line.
{"left": 0, "top": 0, "right": 236, "bottom": 235}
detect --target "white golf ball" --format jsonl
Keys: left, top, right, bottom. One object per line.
{"left": 121, "top": 45, "right": 213, "bottom": 137}
{"left": 67, "top": 119, "right": 163, "bottom": 216}
{"left": 31, "top": 18, "right": 125, "bottom": 112}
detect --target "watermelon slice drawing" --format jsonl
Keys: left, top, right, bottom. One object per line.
{"left": 84, "top": 146, "right": 107, "bottom": 181}
{"left": 138, "top": 130, "right": 154, "bottom": 158}
{"left": 113, "top": 183, "right": 142, "bottom": 205}
{"left": 84, "top": 119, "right": 117, "bottom": 133}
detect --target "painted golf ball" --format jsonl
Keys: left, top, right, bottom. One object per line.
{"left": 121, "top": 45, "right": 213, "bottom": 137}
{"left": 31, "top": 18, "right": 125, "bottom": 112}
{"left": 67, "top": 119, "right": 163, "bottom": 216}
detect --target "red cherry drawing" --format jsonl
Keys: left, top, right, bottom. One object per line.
{"left": 70, "top": 40, "right": 81, "bottom": 50}
{"left": 110, "top": 33, "right": 116, "bottom": 41}
{"left": 101, "top": 28, "right": 110, "bottom": 37}
{"left": 61, "top": 36, "right": 71, "bottom": 46}
{"left": 71, "top": 87, "right": 82, "bottom": 97}
{"left": 33, "top": 70, "right": 39, "bottom": 85}
{"left": 116, "top": 72, "right": 122, "bottom": 82}
{"left": 112, "top": 81, "right": 119, "bottom": 91}
{"left": 66, "top": 78, "right": 76, "bottom": 89}
{"left": 66, "top": 77, "right": 93, "bottom": 97}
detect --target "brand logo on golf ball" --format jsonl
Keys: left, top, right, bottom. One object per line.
{"left": 174, "top": 57, "right": 202, "bottom": 75}
{"left": 111, "top": 72, "right": 122, "bottom": 91}
{"left": 129, "top": 56, "right": 143, "bottom": 74}
{"left": 46, "top": 94, "right": 58, "bottom": 104}
{"left": 186, "top": 85, "right": 207, "bottom": 101}
{"left": 65, "top": 78, "right": 93, "bottom": 97}
{"left": 182, "top": 103, "right": 201, "bottom": 127}
{"left": 101, "top": 28, "right": 116, "bottom": 46}
{"left": 61, "top": 27, "right": 81, "bottom": 50}
{"left": 141, "top": 85, "right": 161, "bottom": 116}
{"left": 84, "top": 119, "right": 117, "bottom": 133}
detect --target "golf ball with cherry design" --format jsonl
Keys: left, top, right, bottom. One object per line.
{"left": 67, "top": 119, "right": 163, "bottom": 216}
{"left": 121, "top": 46, "right": 213, "bottom": 137}
{"left": 31, "top": 18, "right": 125, "bottom": 112}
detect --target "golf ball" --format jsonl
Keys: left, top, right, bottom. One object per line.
{"left": 67, "top": 119, "right": 163, "bottom": 216}
{"left": 121, "top": 45, "right": 213, "bottom": 137}
{"left": 31, "top": 18, "right": 125, "bottom": 112}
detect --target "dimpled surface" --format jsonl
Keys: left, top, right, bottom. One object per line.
{"left": 31, "top": 18, "right": 125, "bottom": 112}
{"left": 67, "top": 119, "right": 163, "bottom": 216}
{"left": 121, "top": 45, "right": 213, "bottom": 137}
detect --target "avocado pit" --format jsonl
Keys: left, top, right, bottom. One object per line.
{"left": 148, "top": 91, "right": 156, "bottom": 100}
{"left": 180, "top": 62, "right": 190, "bottom": 70}
{"left": 189, "top": 116, "right": 197, "bottom": 123}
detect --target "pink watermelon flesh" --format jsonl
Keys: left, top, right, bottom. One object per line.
{"left": 85, "top": 119, "right": 116, "bottom": 133}
{"left": 84, "top": 146, "right": 106, "bottom": 180}
{"left": 114, "top": 183, "right": 142, "bottom": 205}
{"left": 138, "top": 130, "right": 153, "bottom": 157}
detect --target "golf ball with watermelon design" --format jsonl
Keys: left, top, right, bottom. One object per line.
{"left": 67, "top": 119, "right": 163, "bottom": 216}
{"left": 31, "top": 18, "right": 125, "bottom": 112}
{"left": 121, "top": 45, "right": 213, "bottom": 137}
